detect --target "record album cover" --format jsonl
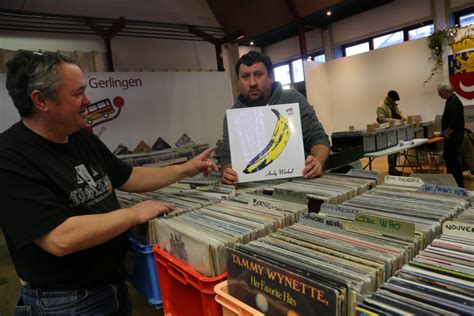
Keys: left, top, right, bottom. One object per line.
{"left": 152, "top": 137, "right": 172, "bottom": 151}
{"left": 227, "top": 103, "right": 305, "bottom": 183}
{"left": 227, "top": 247, "right": 340, "bottom": 315}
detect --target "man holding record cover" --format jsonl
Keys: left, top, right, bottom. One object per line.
{"left": 0, "top": 50, "right": 217, "bottom": 315}
{"left": 218, "top": 51, "right": 330, "bottom": 185}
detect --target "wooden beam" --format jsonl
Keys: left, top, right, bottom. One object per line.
{"left": 286, "top": 0, "right": 307, "bottom": 58}
{"left": 86, "top": 17, "right": 125, "bottom": 71}
{"left": 188, "top": 26, "right": 242, "bottom": 71}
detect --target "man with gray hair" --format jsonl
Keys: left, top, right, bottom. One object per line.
{"left": 437, "top": 81, "right": 465, "bottom": 187}
{"left": 0, "top": 50, "right": 217, "bottom": 315}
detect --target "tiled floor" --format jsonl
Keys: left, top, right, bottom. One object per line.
{"left": 0, "top": 159, "right": 472, "bottom": 315}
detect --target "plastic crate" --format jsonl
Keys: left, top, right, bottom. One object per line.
{"left": 153, "top": 244, "right": 227, "bottom": 316}
{"left": 330, "top": 130, "right": 376, "bottom": 153}
{"left": 395, "top": 125, "right": 407, "bottom": 142}
{"left": 127, "top": 237, "right": 162, "bottom": 307}
{"left": 406, "top": 123, "right": 415, "bottom": 140}
{"left": 386, "top": 128, "right": 398, "bottom": 147}
{"left": 214, "top": 281, "right": 265, "bottom": 316}
{"left": 375, "top": 129, "right": 388, "bottom": 151}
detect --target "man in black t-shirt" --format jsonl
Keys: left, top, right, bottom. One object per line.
{"left": 437, "top": 82, "right": 465, "bottom": 187}
{"left": 0, "top": 50, "right": 217, "bottom": 315}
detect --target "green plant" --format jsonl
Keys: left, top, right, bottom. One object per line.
{"left": 424, "top": 26, "right": 458, "bottom": 85}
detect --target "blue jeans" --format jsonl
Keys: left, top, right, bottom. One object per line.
{"left": 15, "top": 281, "right": 132, "bottom": 316}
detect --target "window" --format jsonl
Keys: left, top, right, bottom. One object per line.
{"left": 460, "top": 12, "right": 474, "bottom": 26}
{"left": 271, "top": 50, "right": 323, "bottom": 96}
{"left": 408, "top": 24, "right": 434, "bottom": 40}
{"left": 314, "top": 54, "right": 326, "bottom": 63}
{"left": 306, "top": 52, "right": 326, "bottom": 63}
{"left": 273, "top": 64, "right": 291, "bottom": 85}
{"left": 291, "top": 59, "right": 304, "bottom": 83}
{"left": 373, "top": 31, "right": 404, "bottom": 49}
{"left": 339, "top": 20, "right": 434, "bottom": 58}
{"left": 454, "top": 6, "right": 474, "bottom": 27}
{"left": 345, "top": 42, "right": 370, "bottom": 56}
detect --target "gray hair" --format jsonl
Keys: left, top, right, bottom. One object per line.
{"left": 6, "top": 50, "right": 79, "bottom": 117}
{"left": 437, "top": 81, "right": 454, "bottom": 92}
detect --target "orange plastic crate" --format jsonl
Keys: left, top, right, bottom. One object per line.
{"left": 153, "top": 244, "right": 227, "bottom": 316}
{"left": 214, "top": 281, "right": 265, "bottom": 316}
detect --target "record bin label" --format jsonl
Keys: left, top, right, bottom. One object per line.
{"left": 320, "top": 203, "right": 359, "bottom": 220}
{"left": 249, "top": 197, "right": 287, "bottom": 213}
{"left": 384, "top": 175, "right": 424, "bottom": 187}
{"left": 273, "top": 188, "right": 308, "bottom": 204}
{"left": 443, "top": 221, "right": 474, "bottom": 238}
{"left": 300, "top": 213, "right": 345, "bottom": 231}
{"left": 353, "top": 213, "right": 415, "bottom": 240}
{"left": 418, "top": 184, "right": 469, "bottom": 197}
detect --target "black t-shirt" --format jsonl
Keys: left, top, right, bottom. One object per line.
{"left": 0, "top": 121, "right": 133, "bottom": 289}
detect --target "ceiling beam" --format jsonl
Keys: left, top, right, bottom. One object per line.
{"left": 286, "top": 0, "right": 307, "bottom": 58}
{"left": 188, "top": 26, "right": 242, "bottom": 71}
{"left": 86, "top": 16, "right": 125, "bottom": 71}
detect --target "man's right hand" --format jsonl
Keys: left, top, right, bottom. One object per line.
{"left": 222, "top": 165, "right": 238, "bottom": 185}
{"left": 131, "top": 200, "right": 176, "bottom": 224}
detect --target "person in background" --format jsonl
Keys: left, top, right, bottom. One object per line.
{"left": 376, "top": 90, "right": 405, "bottom": 176}
{"left": 0, "top": 50, "right": 217, "bottom": 315}
{"left": 437, "top": 81, "right": 465, "bottom": 187}
{"left": 217, "top": 51, "right": 330, "bottom": 185}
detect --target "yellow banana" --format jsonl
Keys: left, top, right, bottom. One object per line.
{"left": 243, "top": 109, "right": 290, "bottom": 174}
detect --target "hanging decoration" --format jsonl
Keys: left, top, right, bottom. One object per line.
{"left": 424, "top": 24, "right": 474, "bottom": 87}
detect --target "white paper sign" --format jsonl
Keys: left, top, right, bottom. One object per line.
{"left": 227, "top": 103, "right": 305, "bottom": 183}
{"left": 442, "top": 221, "right": 474, "bottom": 239}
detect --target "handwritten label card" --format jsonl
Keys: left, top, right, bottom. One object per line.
{"left": 300, "top": 212, "right": 345, "bottom": 232}
{"left": 353, "top": 213, "right": 415, "bottom": 240}
{"left": 319, "top": 203, "right": 360, "bottom": 220}
{"left": 418, "top": 184, "right": 469, "bottom": 197}
{"left": 443, "top": 221, "right": 474, "bottom": 239}
{"left": 384, "top": 175, "right": 424, "bottom": 187}
{"left": 273, "top": 188, "right": 308, "bottom": 205}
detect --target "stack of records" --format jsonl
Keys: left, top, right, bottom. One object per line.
{"left": 117, "top": 186, "right": 231, "bottom": 244}
{"left": 116, "top": 187, "right": 222, "bottom": 215}
{"left": 235, "top": 179, "right": 289, "bottom": 195}
{"left": 356, "top": 214, "right": 473, "bottom": 315}
{"left": 339, "top": 187, "right": 469, "bottom": 248}
{"left": 117, "top": 148, "right": 176, "bottom": 166}
{"left": 178, "top": 174, "right": 222, "bottom": 187}
{"left": 226, "top": 211, "right": 418, "bottom": 316}
{"left": 271, "top": 174, "right": 376, "bottom": 206}
{"left": 457, "top": 206, "right": 474, "bottom": 223}
{"left": 225, "top": 184, "right": 471, "bottom": 315}
{"left": 151, "top": 195, "right": 307, "bottom": 277}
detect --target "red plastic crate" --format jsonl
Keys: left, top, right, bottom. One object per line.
{"left": 153, "top": 244, "right": 227, "bottom": 316}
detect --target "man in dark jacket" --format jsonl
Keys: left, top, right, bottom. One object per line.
{"left": 438, "top": 82, "right": 465, "bottom": 187}
{"left": 218, "top": 51, "right": 330, "bottom": 185}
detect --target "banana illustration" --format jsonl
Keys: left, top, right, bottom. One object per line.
{"left": 243, "top": 109, "right": 290, "bottom": 174}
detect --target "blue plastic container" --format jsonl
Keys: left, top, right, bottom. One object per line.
{"left": 127, "top": 236, "right": 162, "bottom": 307}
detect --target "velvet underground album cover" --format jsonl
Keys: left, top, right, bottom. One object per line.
{"left": 227, "top": 103, "right": 305, "bottom": 183}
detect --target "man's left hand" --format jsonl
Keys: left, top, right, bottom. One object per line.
{"left": 303, "top": 155, "right": 323, "bottom": 179}
{"left": 184, "top": 146, "right": 218, "bottom": 177}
